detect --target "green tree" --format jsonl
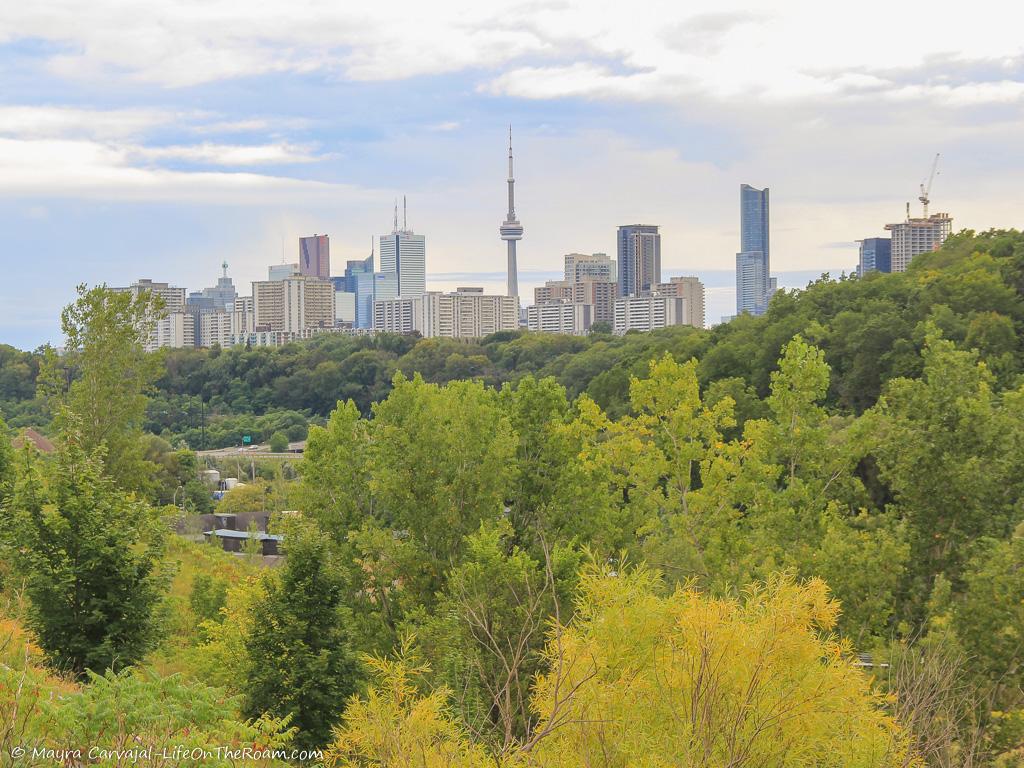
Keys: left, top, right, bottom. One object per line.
{"left": 269, "top": 430, "right": 289, "bottom": 453}
{"left": 38, "top": 284, "right": 163, "bottom": 492}
{"left": 299, "top": 399, "right": 372, "bottom": 538}
{"left": 869, "top": 330, "right": 1024, "bottom": 617}
{"left": 413, "top": 520, "right": 580, "bottom": 750}
{"left": 243, "top": 519, "right": 357, "bottom": 749}
{"left": 0, "top": 414, "right": 13, "bottom": 500}
{"left": 2, "top": 433, "right": 169, "bottom": 676}
{"left": 369, "top": 374, "right": 515, "bottom": 572}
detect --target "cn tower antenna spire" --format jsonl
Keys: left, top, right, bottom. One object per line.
{"left": 499, "top": 125, "right": 523, "bottom": 299}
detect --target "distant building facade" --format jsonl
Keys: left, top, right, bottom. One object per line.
{"left": 252, "top": 275, "right": 335, "bottom": 334}
{"left": 858, "top": 237, "right": 893, "bottom": 275}
{"left": 654, "top": 276, "right": 706, "bottom": 328}
{"left": 527, "top": 301, "right": 593, "bottom": 335}
{"left": 269, "top": 263, "right": 299, "bottom": 281}
{"left": 564, "top": 252, "right": 615, "bottom": 283}
{"left": 113, "top": 279, "right": 188, "bottom": 351}
{"left": 613, "top": 295, "right": 688, "bottom": 335}
{"left": 534, "top": 279, "right": 618, "bottom": 325}
{"left": 299, "top": 235, "right": 330, "bottom": 279}
{"left": 617, "top": 225, "right": 661, "bottom": 297}
{"left": 885, "top": 213, "right": 952, "bottom": 272}
{"left": 374, "top": 288, "right": 519, "bottom": 338}
{"left": 736, "top": 184, "right": 773, "bottom": 316}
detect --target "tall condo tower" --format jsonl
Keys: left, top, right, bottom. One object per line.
{"left": 499, "top": 127, "right": 523, "bottom": 298}
{"left": 735, "top": 184, "right": 772, "bottom": 316}
{"left": 617, "top": 225, "right": 661, "bottom": 297}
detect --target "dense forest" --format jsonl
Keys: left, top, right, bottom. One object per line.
{"left": 1, "top": 228, "right": 1023, "bottom": 766}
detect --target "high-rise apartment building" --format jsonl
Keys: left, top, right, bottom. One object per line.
{"left": 113, "top": 279, "right": 188, "bottom": 352}
{"left": 299, "top": 235, "right": 330, "bottom": 279}
{"left": 534, "top": 279, "right": 618, "bottom": 325}
{"left": 654, "top": 276, "right": 706, "bottom": 328}
{"left": 617, "top": 225, "right": 661, "bottom": 297}
{"left": 527, "top": 301, "right": 593, "bottom": 335}
{"left": 379, "top": 200, "right": 426, "bottom": 298}
{"left": 858, "top": 238, "right": 893, "bottom": 275}
{"left": 374, "top": 288, "right": 519, "bottom": 338}
{"left": 564, "top": 252, "right": 615, "bottom": 283}
{"left": 885, "top": 212, "right": 952, "bottom": 272}
{"left": 736, "top": 184, "right": 773, "bottom": 316}
{"left": 613, "top": 295, "right": 688, "bottom": 335}
{"left": 252, "top": 275, "right": 335, "bottom": 333}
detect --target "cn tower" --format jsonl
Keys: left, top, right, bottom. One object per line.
{"left": 499, "top": 126, "right": 523, "bottom": 298}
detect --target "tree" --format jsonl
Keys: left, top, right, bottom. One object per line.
{"left": 243, "top": 519, "right": 357, "bottom": 749}
{"left": 2, "top": 433, "right": 169, "bottom": 676}
{"left": 325, "top": 647, "right": 496, "bottom": 768}
{"left": 524, "top": 566, "right": 916, "bottom": 768}
{"left": 368, "top": 374, "right": 515, "bottom": 573}
{"left": 413, "top": 520, "right": 580, "bottom": 750}
{"left": 869, "top": 330, "right": 1024, "bottom": 618}
{"left": 299, "top": 399, "right": 373, "bottom": 538}
{"left": 269, "top": 430, "right": 289, "bottom": 453}
{"left": 37, "top": 284, "right": 163, "bottom": 492}
{"left": 0, "top": 414, "right": 13, "bottom": 501}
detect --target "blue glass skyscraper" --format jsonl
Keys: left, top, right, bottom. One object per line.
{"left": 736, "top": 184, "right": 772, "bottom": 316}
{"left": 858, "top": 237, "right": 892, "bottom": 275}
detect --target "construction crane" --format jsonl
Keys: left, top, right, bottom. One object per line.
{"left": 918, "top": 153, "right": 940, "bottom": 218}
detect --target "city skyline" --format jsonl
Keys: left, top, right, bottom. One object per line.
{"left": 3, "top": 1, "right": 1022, "bottom": 348}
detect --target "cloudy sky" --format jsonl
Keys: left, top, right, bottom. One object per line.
{"left": 1, "top": 0, "right": 1022, "bottom": 347}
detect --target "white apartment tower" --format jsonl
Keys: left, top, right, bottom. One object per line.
{"left": 527, "top": 301, "right": 593, "bottom": 335}
{"left": 252, "top": 275, "right": 335, "bottom": 333}
{"left": 374, "top": 288, "right": 519, "bottom": 338}
{"left": 614, "top": 295, "right": 688, "bottom": 335}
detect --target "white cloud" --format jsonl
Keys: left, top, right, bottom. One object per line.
{"left": 0, "top": 137, "right": 375, "bottom": 204}
{"left": 131, "top": 142, "right": 320, "bottom": 165}
{"left": 2, "top": 0, "right": 1020, "bottom": 109}
{"left": 0, "top": 106, "right": 180, "bottom": 139}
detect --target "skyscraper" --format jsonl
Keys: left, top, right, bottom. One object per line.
{"left": 617, "top": 225, "right": 661, "bottom": 297}
{"left": 736, "top": 184, "right": 772, "bottom": 316}
{"left": 379, "top": 198, "right": 426, "bottom": 298}
{"left": 499, "top": 127, "right": 523, "bottom": 298}
{"left": 187, "top": 261, "right": 237, "bottom": 313}
{"left": 299, "top": 234, "right": 330, "bottom": 279}
{"left": 858, "top": 237, "right": 892, "bottom": 275}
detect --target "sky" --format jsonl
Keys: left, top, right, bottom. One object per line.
{"left": 1, "top": 0, "right": 1022, "bottom": 348}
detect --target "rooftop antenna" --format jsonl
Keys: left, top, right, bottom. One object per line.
{"left": 222, "top": 260, "right": 228, "bottom": 278}
{"left": 393, "top": 199, "right": 398, "bottom": 233}
{"left": 403, "top": 195, "right": 407, "bottom": 231}
{"left": 918, "top": 153, "right": 940, "bottom": 218}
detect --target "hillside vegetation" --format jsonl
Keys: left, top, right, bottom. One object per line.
{"left": 1, "top": 229, "right": 1023, "bottom": 766}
